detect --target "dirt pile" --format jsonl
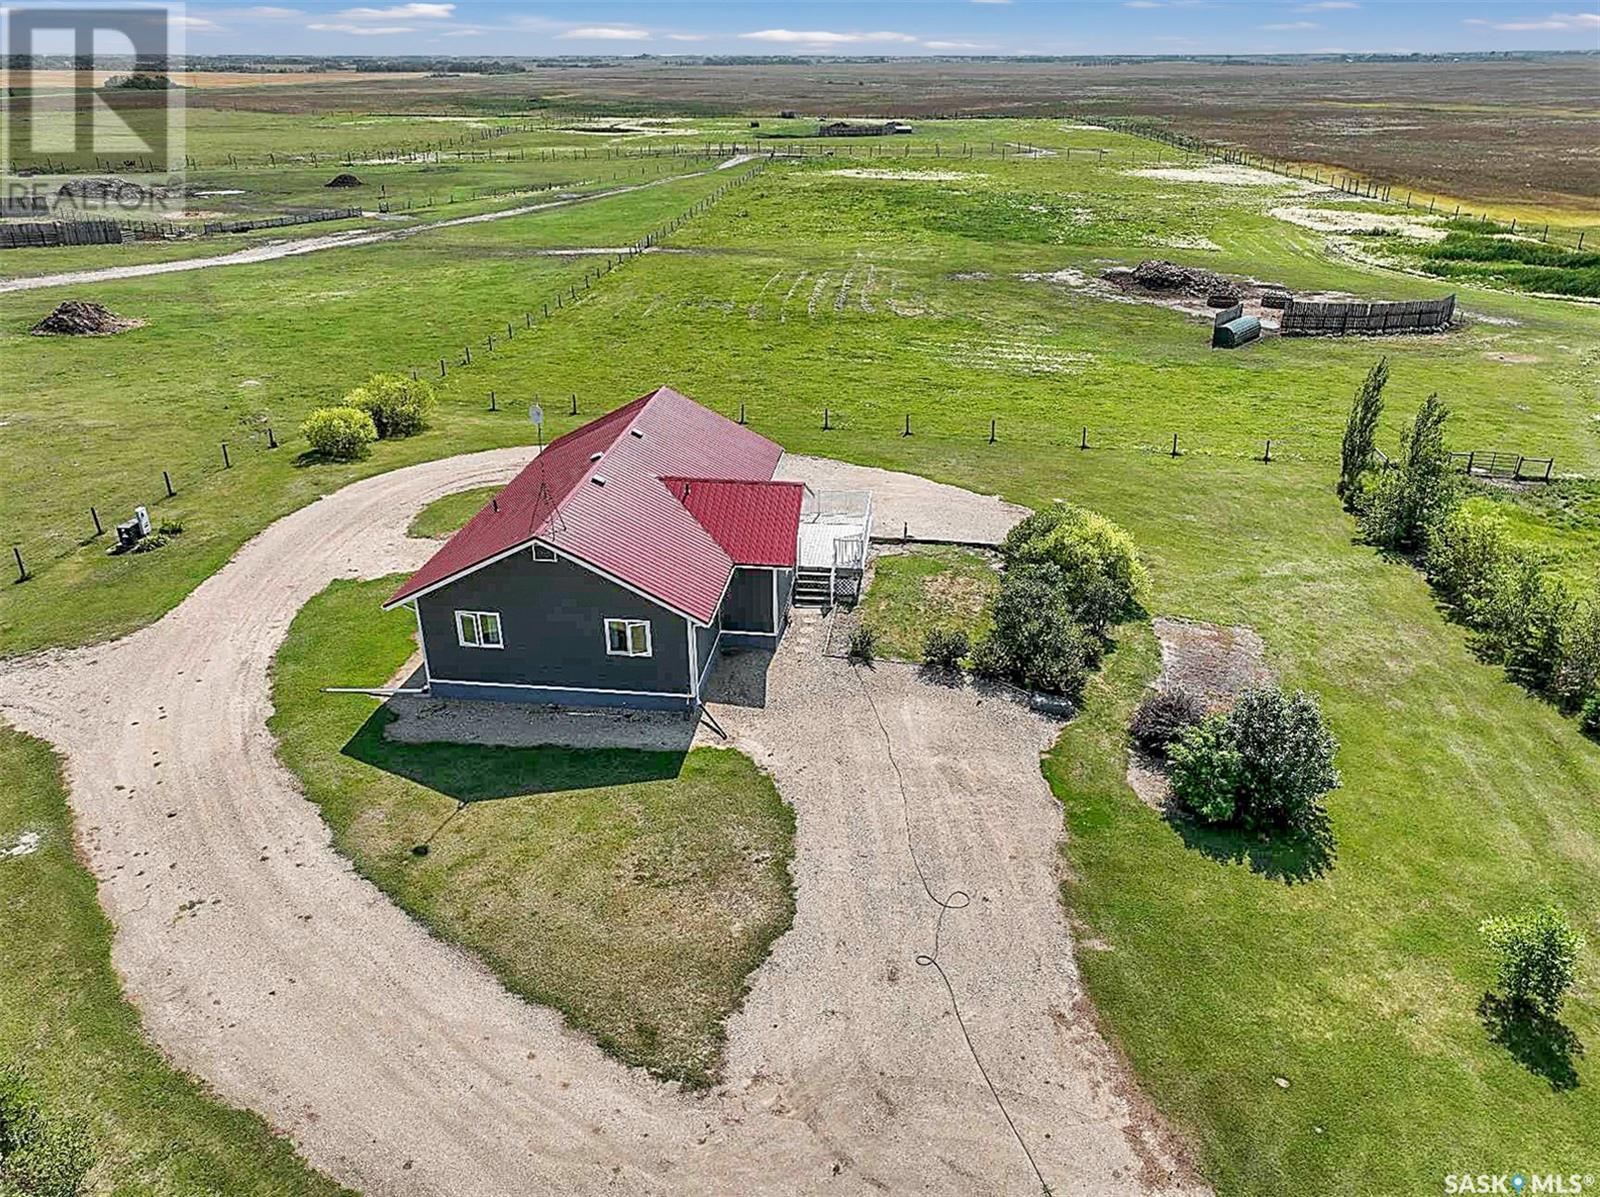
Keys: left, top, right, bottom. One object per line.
{"left": 29, "top": 300, "right": 143, "bottom": 337}
{"left": 325, "top": 173, "right": 364, "bottom": 188}
{"left": 1121, "top": 258, "right": 1232, "bottom": 296}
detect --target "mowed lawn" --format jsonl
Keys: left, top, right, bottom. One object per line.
{"left": 1, "top": 115, "right": 1598, "bottom": 1194}
{"left": 269, "top": 576, "right": 796, "bottom": 1088}
{"left": 0, "top": 727, "right": 352, "bottom": 1197}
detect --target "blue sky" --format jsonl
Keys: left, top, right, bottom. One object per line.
{"left": 167, "top": 1, "right": 1600, "bottom": 56}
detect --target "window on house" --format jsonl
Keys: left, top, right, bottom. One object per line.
{"left": 456, "top": 610, "right": 503, "bottom": 649}
{"left": 604, "top": 618, "right": 652, "bottom": 658}
{"left": 531, "top": 542, "right": 557, "bottom": 561}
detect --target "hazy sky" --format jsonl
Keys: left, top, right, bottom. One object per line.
{"left": 38, "top": 0, "right": 1600, "bottom": 56}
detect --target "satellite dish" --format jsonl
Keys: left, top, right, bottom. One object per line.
{"left": 529, "top": 403, "right": 544, "bottom": 428}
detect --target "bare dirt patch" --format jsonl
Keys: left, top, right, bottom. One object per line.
{"left": 1270, "top": 205, "right": 1448, "bottom": 242}
{"left": 1127, "top": 163, "right": 1313, "bottom": 189}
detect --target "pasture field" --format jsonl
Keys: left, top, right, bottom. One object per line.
{"left": 147, "top": 56, "right": 1600, "bottom": 212}
{"left": 1, "top": 106, "right": 1598, "bottom": 1195}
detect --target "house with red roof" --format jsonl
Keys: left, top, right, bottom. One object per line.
{"left": 385, "top": 386, "right": 868, "bottom": 709}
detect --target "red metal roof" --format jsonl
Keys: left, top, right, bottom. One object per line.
{"left": 385, "top": 387, "right": 787, "bottom": 623}
{"left": 661, "top": 477, "right": 803, "bottom": 568}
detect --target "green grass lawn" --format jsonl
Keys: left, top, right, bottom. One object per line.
{"left": 269, "top": 576, "right": 796, "bottom": 1088}
{"left": 857, "top": 545, "right": 999, "bottom": 661}
{"left": 406, "top": 485, "right": 500, "bottom": 539}
{"left": 0, "top": 726, "right": 351, "bottom": 1197}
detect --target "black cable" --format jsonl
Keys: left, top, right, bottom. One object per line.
{"left": 851, "top": 665, "right": 1053, "bottom": 1197}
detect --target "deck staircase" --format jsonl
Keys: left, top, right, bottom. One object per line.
{"left": 791, "top": 489, "right": 872, "bottom": 608}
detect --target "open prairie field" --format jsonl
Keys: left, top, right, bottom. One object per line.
{"left": 160, "top": 55, "right": 1600, "bottom": 211}
{"left": 1, "top": 96, "right": 1597, "bottom": 1197}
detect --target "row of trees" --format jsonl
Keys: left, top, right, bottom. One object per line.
{"left": 1338, "top": 359, "right": 1599, "bottom": 734}
{"left": 300, "top": 374, "right": 438, "bottom": 460}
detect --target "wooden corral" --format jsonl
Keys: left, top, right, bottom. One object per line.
{"left": 1280, "top": 295, "right": 1455, "bottom": 336}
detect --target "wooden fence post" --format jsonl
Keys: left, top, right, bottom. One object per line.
{"left": 489, "top": 391, "right": 497, "bottom": 411}
{"left": 221, "top": 443, "right": 230, "bottom": 468}
{"left": 91, "top": 507, "right": 103, "bottom": 536}
{"left": 164, "top": 470, "right": 174, "bottom": 498}
{"left": 13, "top": 546, "right": 26, "bottom": 583}
{"left": 267, "top": 427, "right": 277, "bottom": 449}
{"left": 1171, "top": 433, "right": 1180, "bottom": 458}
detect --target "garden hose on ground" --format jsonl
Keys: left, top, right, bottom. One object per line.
{"left": 851, "top": 665, "right": 1053, "bottom": 1197}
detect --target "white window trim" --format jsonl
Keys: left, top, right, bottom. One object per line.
{"left": 456, "top": 609, "right": 504, "bottom": 649}
{"left": 604, "top": 618, "right": 652, "bottom": 658}
{"left": 531, "top": 542, "right": 557, "bottom": 561}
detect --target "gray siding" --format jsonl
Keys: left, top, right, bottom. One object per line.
{"left": 694, "top": 604, "right": 723, "bottom": 690}
{"left": 417, "top": 547, "right": 694, "bottom": 697}
{"left": 723, "top": 567, "right": 776, "bottom": 633}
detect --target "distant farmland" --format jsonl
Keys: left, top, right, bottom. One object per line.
{"left": 169, "top": 54, "right": 1600, "bottom": 211}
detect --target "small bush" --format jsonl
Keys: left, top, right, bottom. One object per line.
{"left": 922, "top": 626, "right": 969, "bottom": 671}
{"left": 1478, "top": 904, "right": 1584, "bottom": 1017}
{"left": 1581, "top": 695, "right": 1600, "bottom": 738}
{"left": 301, "top": 406, "right": 377, "bottom": 460}
{"left": 999, "top": 504, "right": 1148, "bottom": 635}
{"left": 130, "top": 532, "right": 168, "bottom": 554}
{"left": 970, "top": 564, "right": 1095, "bottom": 698}
{"left": 847, "top": 623, "right": 876, "bottom": 663}
{"left": 1167, "top": 715, "right": 1243, "bottom": 823}
{"left": 0, "top": 1062, "right": 95, "bottom": 1197}
{"left": 345, "top": 373, "right": 435, "bottom": 439}
{"left": 155, "top": 518, "right": 184, "bottom": 536}
{"left": 1168, "top": 685, "right": 1340, "bottom": 833}
{"left": 1130, "top": 687, "right": 1205, "bottom": 756}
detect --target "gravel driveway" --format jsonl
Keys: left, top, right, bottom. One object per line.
{"left": 0, "top": 448, "right": 1205, "bottom": 1197}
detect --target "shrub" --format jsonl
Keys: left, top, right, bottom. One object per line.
{"left": 0, "top": 1062, "right": 95, "bottom": 1197}
{"left": 1582, "top": 695, "right": 1600, "bottom": 738}
{"left": 1167, "top": 715, "right": 1243, "bottom": 823}
{"left": 1552, "top": 588, "right": 1600, "bottom": 713}
{"left": 999, "top": 505, "right": 1148, "bottom": 635}
{"left": 155, "top": 518, "right": 184, "bottom": 536}
{"left": 1130, "top": 687, "right": 1206, "bottom": 756}
{"left": 971, "top": 564, "right": 1095, "bottom": 698}
{"left": 846, "top": 622, "right": 876, "bottom": 663}
{"left": 1478, "top": 904, "right": 1584, "bottom": 1017}
{"left": 1168, "top": 685, "right": 1340, "bottom": 833}
{"left": 1424, "top": 506, "right": 1515, "bottom": 616}
{"left": 301, "top": 406, "right": 377, "bottom": 460}
{"left": 1337, "top": 356, "right": 1388, "bottom": 503}
{"left": 921, "top": 626, "right": 969, "bottom": 671}
{"left": 130, "top": 533, "right": 168, "bottom": 554}
{"left": 345, "top": 373, "right": 435, "bottom": 439}
{"left": 1360, "top": 392, "right": 1456, "bottom": 553}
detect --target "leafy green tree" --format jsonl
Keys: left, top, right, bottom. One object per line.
{"left": 345, "top": 373, "right": 436, "bottom": 439}
{"left": 1479, "top": 904, "right": 1584, "bottom": 1017}
{"left": 971, "top": 563, "right": 1096, "bottom": 697}
{"left": 1424, "top": 506, "right": 1516, "bottom": 616}
{"left": 0, "top": 1063, "right": 95, "bottom": 1197}
{"left": 1360, "top": 391, "right": 1456, "bottom": 552}
{"left": 300, "top": 406, "right": 377, "bottom": 460}
{"left": 999, "top": 504, "right": 1148, "bottom": 635}
{"left": 1338, "top": 356, "right": 1388, "bottom": 502}
{"left": 1167, "top": 685, "right": 1340, "bottom": 833}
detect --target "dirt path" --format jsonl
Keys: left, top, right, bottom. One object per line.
{"left": 0, "top": 162, "right": 730, "bottom": 295}
{"left": 0, "top": 449, "right": 1205, "bottom": 1197}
